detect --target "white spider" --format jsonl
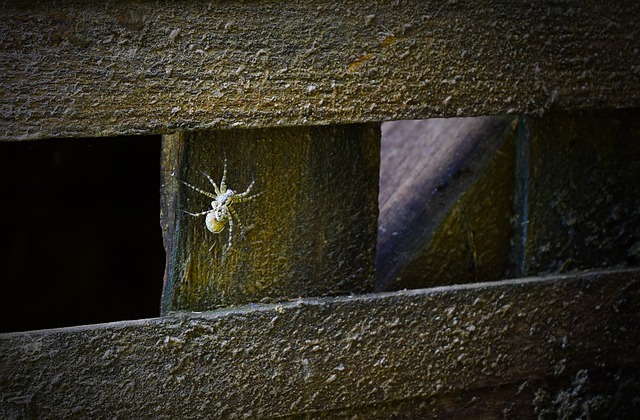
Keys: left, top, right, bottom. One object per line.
{"left": 177, "top": 161, "right": 261, "bottom": 254}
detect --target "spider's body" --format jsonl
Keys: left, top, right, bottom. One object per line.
{"left": 178, "top": 161, "right": 260, "bottom": 253}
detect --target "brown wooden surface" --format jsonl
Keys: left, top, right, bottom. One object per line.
{"left": 1, "top": 0, "right": 639, "bottom": 140}
{"left": 377, "top": 116, "right": 517, "bottom": 291}
{"left": 514, "top": 108, "right": 640, "bottom": 276}
{"left": 1, "top": 0, "right": 638, "bottom": 416}
{"left": 160, "top": 125, "right": 380, "bottom": 313}
{"left": 377, "top": 107, "right": 640, "bottom": 290}
{"left": 2, "top": 268, "right": 638, "bottom": 418}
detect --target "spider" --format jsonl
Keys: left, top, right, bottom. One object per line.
{"left": 177, "top": 160, "right": 261, "bottom": 254}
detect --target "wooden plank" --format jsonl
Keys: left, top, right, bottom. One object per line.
{"left": 160, "top": 124, "right": 379, "bottom": 313}
{"left": 514, "top": 108, "right": 640, "bottom": 276}
{"left": 377, "top": 107, "right": 640, "bottom": 290}
{"left": 1, "top": 0, "right": 639, "bottom": 140}
{"left": 1, "top": 268, "right": 638, "bottom": 418}
{"left": 377, "top": 116, "right": 517, "bottom": 291}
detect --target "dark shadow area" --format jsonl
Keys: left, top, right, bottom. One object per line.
{"left": 0, "top": 136, "right": 165, "bottom": 333}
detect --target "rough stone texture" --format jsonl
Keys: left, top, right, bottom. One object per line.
{"left": 1, "top": 0, "right": 639, "bottom": 140}
{"left": 514, "top": 108, "right": 640, "bottom": 276}
{"left": 160, "top": 124, "right": 379, "bottom": 313}
{"left": 1, "top": 269, "right": 638, "bottom": 418}
{"left": 377, "top": 116, "right": 517, "bottom": 291}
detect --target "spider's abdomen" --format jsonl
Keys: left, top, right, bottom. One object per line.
{"left": 205, "top": 211, "right": 227, "bottom": 233}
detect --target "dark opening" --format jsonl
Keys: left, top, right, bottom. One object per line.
{"left": 0, "top": 136, "right": 165, "bottom": 333}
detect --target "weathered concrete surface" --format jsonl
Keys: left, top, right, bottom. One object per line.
{"left": 160, "top": 124, "right": 379, "bottom": 313}
{"left": 377, "top": 116, "right": 517, "bottom": 291}
{"left": 1, "top": 0, "right": 639, "bottom": 140}
{"left": 1, "top": 269, "right": 638, "bottom": 418}
{"left": 514, "top": 108, "right": 640, "bottom": 276}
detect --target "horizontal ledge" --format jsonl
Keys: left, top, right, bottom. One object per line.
{"left": 1, "top": 0, "right": 639, "bottom": 140}
{"left": 1, "top": 268, "right": 639, "bottom": 417}
{"left": 2, "top": 269, "right": 617, "bottom": 337}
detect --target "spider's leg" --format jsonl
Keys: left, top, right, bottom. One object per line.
{"left": 235, "top": 190, "right": 264, "bottom": 203}
{"left": 179, "top": 208, "right": 214, "bottom": 217}
{"left": 228, "top": 205, "right": 244, "bottom": 228}
{"left": 220, "top": 159, "right": 228, "bottom": 192}
{"left": 235, "top": 178, "right": 255, "bottom": 198}
{"left": 224, "top": 213, "right": 234, "bottom": 254}
{"left": 199, "top": 170, "right": 221, "bottom": 196}
{"left": 177, "top": 179, "right": 217, "bottom": 199}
